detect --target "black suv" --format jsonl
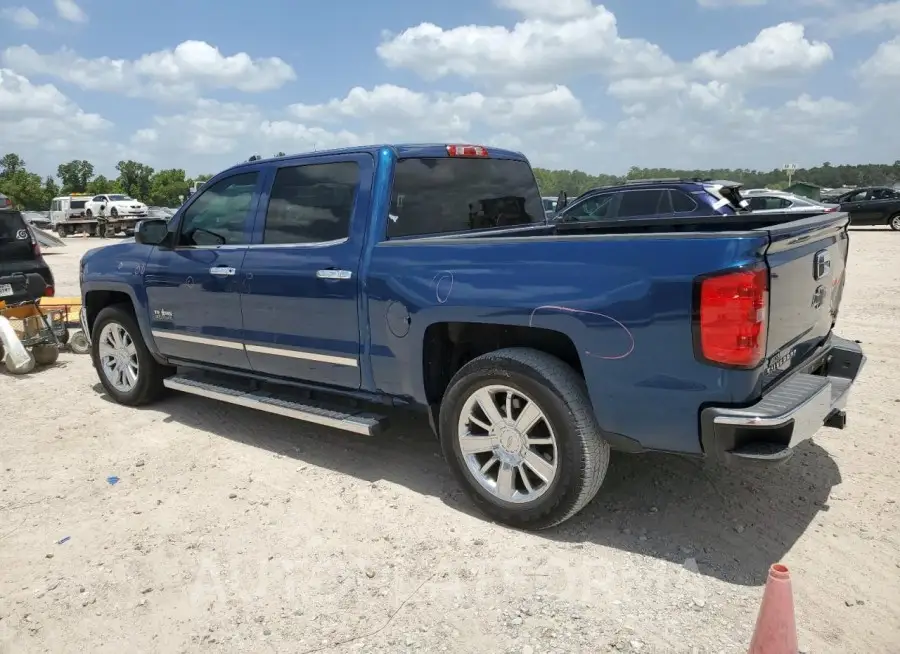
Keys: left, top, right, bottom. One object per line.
{"left": 0, "top": 208, "right": 55, "bottom": 303}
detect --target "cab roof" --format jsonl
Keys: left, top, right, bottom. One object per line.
{"left": 224, "top": 143, "right": 529, "bottom": 174}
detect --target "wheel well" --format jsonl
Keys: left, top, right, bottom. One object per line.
{"left": 422, "top": 322, "right": 584, "bottom": 405}
{"left": 84, "top": 290, "right": 134, "bottom": 333}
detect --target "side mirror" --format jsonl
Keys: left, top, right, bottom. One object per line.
{"left": 135, "top": 219, "right": 170, "bottom": 246}
{"left": 556, "top": 190, "right": 568, "bottom": 211}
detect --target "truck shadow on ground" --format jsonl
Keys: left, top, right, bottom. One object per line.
{"left": 96, "top": 385, "right": 841, "bottom": 587}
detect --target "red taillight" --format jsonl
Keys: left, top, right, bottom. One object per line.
{"left": 0, "top": 197, "right": 12, "bottom": 209}
{"left": 822, "top": 207, "right": 837, "bottom": 212}
{"left": 696, "top": 267, "right": 768, "bottom": 368}
{"left": 446, "top": 144, "right": 489, "bottom": 157}
{"left": 32, "top": 240, "right": 41, "bottom": 256}
{"left": 44, "top": 285, "right": 54, "bottom": 297}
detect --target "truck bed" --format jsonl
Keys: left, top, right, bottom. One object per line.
{"left": 368, "top": 209, "right": 851, "bottom": 455}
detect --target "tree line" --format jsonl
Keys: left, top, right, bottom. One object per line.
{"left": 532, "top": 162, "right": 900, "bottom": 197}
{"left": 3, "top": 151, "right": 899, "bottom": 211}
{"left": 0, "top": 153, "right": 216, "bottom": 211}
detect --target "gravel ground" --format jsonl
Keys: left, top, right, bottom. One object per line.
{"left": 1, "top": 231, "right": 898, "bottom": 653}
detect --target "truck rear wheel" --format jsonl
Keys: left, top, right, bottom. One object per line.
{"left": 91, "top": 304, "right": 171, "bottom": 405}
{"left": 439, "top": 347, "right": 609, "bottom": 530}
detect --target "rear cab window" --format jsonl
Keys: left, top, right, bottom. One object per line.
{"left": 387, "top": 154, "right": 544, "bottom": 238}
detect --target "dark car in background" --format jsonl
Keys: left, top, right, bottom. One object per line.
{"left": 0, "top": 207, "right": 55, "bottom": 303}
{"left": 552, "top": 178, "right": 749, "bottom": 227}
{"left": 827, "top": 187, "right": 900, "bottom": 230}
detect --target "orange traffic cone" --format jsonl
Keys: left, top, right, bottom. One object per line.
{"left": 748, "top": 563, "right": 798, "bottom": 654}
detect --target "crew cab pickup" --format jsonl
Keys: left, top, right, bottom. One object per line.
{"left": 79, "top": 144, "right": 865, "bottom": 530}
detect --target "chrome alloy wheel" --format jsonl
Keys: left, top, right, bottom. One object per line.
{"left": 456, "top": 384, "right": 559, "bottom": 504}
{"left": 98, "top": 322, "right": 139, "bottom": 393}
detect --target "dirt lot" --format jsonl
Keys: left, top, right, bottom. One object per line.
{"left": 1, "top": 232, "right": 898, "bottom": 653}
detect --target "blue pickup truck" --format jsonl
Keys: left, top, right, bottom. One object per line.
{"left": 79, "top": 143, "right": 865, "bottom": 530}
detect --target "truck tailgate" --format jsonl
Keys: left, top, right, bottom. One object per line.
{"left": 762, "top": 211, "right": 849, "bottom": 383}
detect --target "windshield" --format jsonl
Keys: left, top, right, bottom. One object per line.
{"left": 387, "top": 157, "right": 543, "bottom": 238}
{"left": 107, "top": 195, "right": 132, "bottom": 201}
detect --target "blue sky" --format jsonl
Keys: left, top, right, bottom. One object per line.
{"left": 1, "top": 0, "right": 899, "bottom": 179}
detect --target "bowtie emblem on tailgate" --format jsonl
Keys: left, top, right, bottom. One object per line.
{"left": 813, "top": 249, "right": 831, "bottom": 280}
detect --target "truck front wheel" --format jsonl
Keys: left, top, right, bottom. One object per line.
{"left": 439, "top": 347, "right": 610, "bottom": 530}
{"left": 91, "top": 304, "right": 171, "bottom": 406}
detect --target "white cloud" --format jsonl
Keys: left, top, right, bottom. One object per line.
{"left": 125, "top": 84, "right": 604, "bottom": 174}
{"left": 808, "top": 1, "right": 900, "bottom": 36}
{"left": 376, "top": 5, "right": 676, "bottom": 85}
{"left": 54, "top": 0, "right": 86, "bottom": 23}
{"left": 603, "top": 77, "right": 860, "bottom": 170}
{"left": 1, "top": 6, "right": 39, "bottom": 28}
{"left": 692, "top": 22, "right": 832, "bottom": 85}
{"left": 288, "top": 84, "right": 595, "bottom": 133}
{"left": 0, "top": 68, "right": 112, "bottom": 171}
{"left": 125, "top": 99, "right": 363, "bottom": 172}
{"left": 1, "top": 41, "right": 296, "bottom": 100}
{"left": 495, "top": 0, "right": 595, "bottom": 19}
{"left": 857, "top": 36, "right": 900, "bottom": 84}
{"left": 696, "top": 0, "right": 766, "bottom": 6}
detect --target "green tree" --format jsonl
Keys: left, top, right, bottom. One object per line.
{"left": 148, "top": 168, "right": 189, "bottom": 207}
{"left": 57, "top": 160, "right": 94, "bottom": 193}
{"left": 42, "top": 176, "right": 60, "bottom": 207}
{"left": 115, "top": 160, "right": 154, "bottom": 201}
{"left": 0, "top": 169, "right": 47, "bottom": 210}
{"left": 86, "top": 174, "right": 113, "bottom": 195}
{"left": 0, "top": 153, "right": 26, "bottom": 178}
{"left": 274, "top": 152, "right": 286, "bottom": 157}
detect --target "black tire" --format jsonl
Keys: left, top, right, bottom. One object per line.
{"left": 110, "top": 208, "right": 118, "bottom": 218}
{"left": 889, "top": 214, "right": 900, "bottom": 231}
{"left": 32, "top": 344, "right": 59, "bottom": 365}
{"left": 90, "top": 304, "right": 172, "bottom": 405}
{"left": 439, "top": 347, "right": 610, "bottom": 530}
{"left": 69, "top": 330, "right": 90, "bottom": 354}
{"left": 57, "top": 329, "right": 69, "bottom": 345}
{"left": 86, "top": 209, "right": 93, "bottom": 218}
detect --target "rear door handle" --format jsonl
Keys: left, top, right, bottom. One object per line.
{"left": 316, "top": 269, "right": 352, "bottom": 280}
{"left": 209, "top": 266, "right": 236, "bottom": 277}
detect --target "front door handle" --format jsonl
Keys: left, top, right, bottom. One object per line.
{"left": 209, "top": 266, "right": 236, "bottom": 277}
{"left": 316, "top": 269, "right": 352, "bottom": 280}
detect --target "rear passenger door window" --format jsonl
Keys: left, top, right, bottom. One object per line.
{"left": 617, "top": 190, "right": 665, "bottom": 218}
{"left": 177, "top": 172, "right": 259, "bottom": 247}
{"left": 263, "top": 162, "right": 359, "bottom": 244}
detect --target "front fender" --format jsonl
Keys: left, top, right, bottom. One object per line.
{"left": 82, "top": 280, "right": 163, "bottom": 359}
{"left": 81, "top": 243, "right": 160, "bottom": 359}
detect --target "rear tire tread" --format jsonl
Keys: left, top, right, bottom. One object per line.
{"left": 440, "top": 347, "right": 609, "bottom": 530}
